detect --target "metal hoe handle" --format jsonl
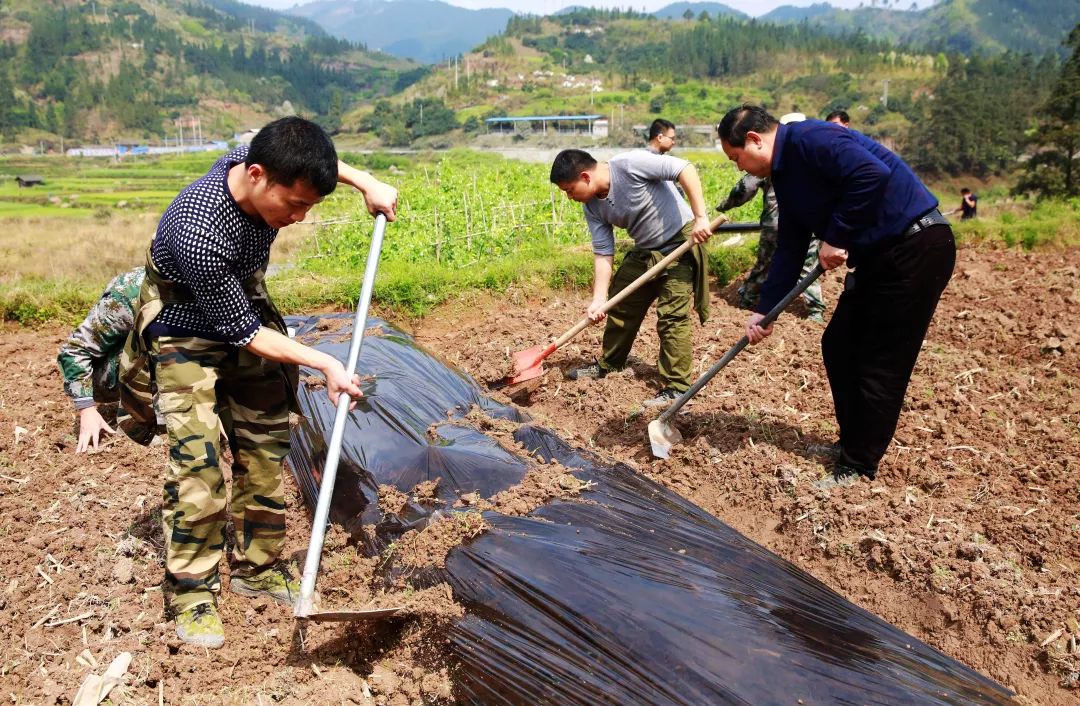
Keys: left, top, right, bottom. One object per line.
{"left": 296, "top": 213, "right": 388, "bottom": 618}
{"left": 658, "top": 264, "right": 825, "bottom": 424}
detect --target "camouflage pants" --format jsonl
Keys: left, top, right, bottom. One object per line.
{"left": 150, "top": 336, "right": 291, "bottom": 613}
{"left": 737, "top": 228, "right": 826, "bottom": 316}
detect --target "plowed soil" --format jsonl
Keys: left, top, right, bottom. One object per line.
{"left": 0, "top": 244, "right": 1077, "bottom": 705}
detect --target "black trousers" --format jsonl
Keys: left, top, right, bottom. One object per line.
{"left": 821, "top": 224, "right": 956, "bottom": 477}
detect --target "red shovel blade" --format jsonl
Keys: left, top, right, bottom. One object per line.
{"left": 503, "top": 343, "right": 557, "bottom": 385}
{"left": 505, "top": 345, "right": 547, "bottom": 385}
{"left": 511, "top": 345, "right": 547, "bottom": 374}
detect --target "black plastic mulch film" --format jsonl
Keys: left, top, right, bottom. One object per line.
{"left": 287, "top": 314, "right": 1014, "bottom": 706}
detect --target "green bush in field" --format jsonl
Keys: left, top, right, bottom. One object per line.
{"left": 950, "top": 197, "right": 1080, "bottom": 250}
{"left": 299, "top": 149, "right": 756, "bottom": 314}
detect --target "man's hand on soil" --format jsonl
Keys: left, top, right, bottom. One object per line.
{"left": 76, "top": 406, "right": 115, "bottom": 453}
{"left": 746, "top": 313, "right": 774, "bottom": 344}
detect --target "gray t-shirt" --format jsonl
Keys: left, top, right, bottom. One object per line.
{"left": 583, "top": 150, "right": 693, "bottom": 256}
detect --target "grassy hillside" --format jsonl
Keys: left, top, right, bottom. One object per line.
{"left": 0, "top": 0, "right": 423, "bottom": 146}
{"left": 355, "top": 10, "right": 941, "bottom": 147}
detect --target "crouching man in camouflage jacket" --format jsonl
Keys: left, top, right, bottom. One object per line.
{"left": 57, "top": 267, "right": 145, "bottom": 453}
{"left": 119, "top": 117, "right": 398, "bottom": 648}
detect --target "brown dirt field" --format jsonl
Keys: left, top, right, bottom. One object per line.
{"left": 0, "top": 244, "right": 1077, "bottom": 704}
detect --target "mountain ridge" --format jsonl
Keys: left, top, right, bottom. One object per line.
{"left": 286, "top": 0, "right": 513, "bottom": 63}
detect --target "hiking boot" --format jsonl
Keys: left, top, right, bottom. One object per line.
{"left": 812, "top": 464, "right": 862, "bottom": 490}
{"left": 642, "top": 387, "right": 681, "bottom": 408}
{"left": 174, "top": 602, "right": 224, "bottom": 649}
{"left": 231, "top": 563, "right": 300, "bottom": 607}
{"left": 567, "top": 362, "right": 607, "bottom": 380}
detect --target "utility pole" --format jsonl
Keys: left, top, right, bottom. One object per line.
{"left": 882, "top": 79, "right": 889, "bottom": 109}
{"left": 454, "top": 56, "right": 459, "bottom": 91}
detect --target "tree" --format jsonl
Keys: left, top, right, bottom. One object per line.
{"left": 1016, "top": 24, "right": 1080, "bottom": 198}
{"left": 908, "top": 53, "right": 1047, "bottom": 176}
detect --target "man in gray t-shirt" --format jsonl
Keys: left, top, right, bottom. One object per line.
{"left": 549, "top": 148, "right": 713, "bottom": 406}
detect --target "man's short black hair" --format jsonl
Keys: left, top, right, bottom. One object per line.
{"left": 550, "top": 149, "right": 597, "bottom": 184}
{"left": 648, "top": 118, "right": 676, "bottom": 141}
{"left": 246, "top": 116, "right": 338, "bottom": 196}
{"left": 716, "top": 104, "right": 778, "bottom": 148}
{"left": 960, "top": 187, "right": 971, "bottom": 194}
{"left": 826, "top": 109, "right": 850, "bottom": 124}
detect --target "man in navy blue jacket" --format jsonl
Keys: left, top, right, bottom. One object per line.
{"left": 716, "top": 104, "right": 956, "bottom": 485}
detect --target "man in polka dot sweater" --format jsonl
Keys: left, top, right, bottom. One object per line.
{"left": 123, "top": 116, "right": 397, "bottom": 648}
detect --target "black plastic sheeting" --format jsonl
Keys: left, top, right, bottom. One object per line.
{"left": 287, "top": 314, "right": 1014, "bottom": 706}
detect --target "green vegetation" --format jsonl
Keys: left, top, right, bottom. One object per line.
{"left": 289, "top": 149, "right": 766, "bottom": 315}
{"left": 397, "top": 10, "right": 1068, "bottom": 178}
{"left": 0, "top": 149, "right": 756, "bottom": 322}
{"left": 1015, "top": 25, "right": 1080, "bottom": 199}
{"left": 1, "top": 149, "right": 1078, "bottom": 326}
{"left": 909, "top": 51, "right": 1058, "bottom": 176}
{"left": 761, "top": 0, "right": 1079, "bottom": 58}
{"left": 0, "top": 153, "right": 204, "bottom": 216}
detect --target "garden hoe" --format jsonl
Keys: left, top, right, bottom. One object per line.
{"left": 499, "top": 215, "right": 728, "bottom": 389}
{"left": 295, "top": 214, "right": 403, "bottom": 623}
{"left": 649, "top": 263, "right": 825, "bottom": 459}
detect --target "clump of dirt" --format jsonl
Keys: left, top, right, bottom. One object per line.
{"left": 301, "top": 374, "right": 326, "bottom": 390}
{"left": 462, "top": 405, "right": 522, "bottom": 436}
{"left": 471, "top": 468, "right": 594, "bottom": 517}
{"left": 378, "top": 484, "right": 409, "bottom": 517}
{"left": 365, "top": 621, "right": 456, "bottom": 705}
{"left": 296, "top": 316, "right": 351, "bottom": 345}
{"left": 412, "top": 478, "right": 441, "bottom": 501}
{"left": 393, "top": 513, "right": 489, "bottom": 570}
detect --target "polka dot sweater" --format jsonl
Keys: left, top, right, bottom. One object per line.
{"left": 150, "top": 146, "right": 277, "bottom": 346}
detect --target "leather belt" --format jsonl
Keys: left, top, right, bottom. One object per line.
{"left": 902, "top": 208, "right": 950, "bottom": 238}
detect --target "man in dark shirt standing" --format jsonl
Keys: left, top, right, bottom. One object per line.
{"left": 957, "top": 187, "right": 978, "bottom": 219}
{"left": 716, "top": 104, "right": 955, "bottom": 485}
{"left": 124, "top": 117, "right": 397, "bottom": 647}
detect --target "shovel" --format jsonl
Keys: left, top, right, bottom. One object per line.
{"left": 502, "top": 215, "right": 728, "bottom": 388}
{"left": 648, "top": 264, "right": 825, "bottom": 459}
{"left": 295, "top": 213, "right": 403, "bottom": 623}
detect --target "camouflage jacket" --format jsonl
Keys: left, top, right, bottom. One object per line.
{"left": 57, "top": 267, "right": 145, "bottom": 409}
{"left": 716, "top": 173, "right": 778, "bottom": 230}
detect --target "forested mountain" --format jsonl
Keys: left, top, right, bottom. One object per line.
{"left": 762, "top": 0, "right": 1080, "bottom": 57}
{"left": 286, "top": 0, "right": 514, "bottom": 64}
{"left": 387, "top": 6, "right": 1065, "bottom": 176}
{"left": 0, "top": 0, "right": 423, "bottom": 144}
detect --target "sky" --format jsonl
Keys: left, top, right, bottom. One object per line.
{"left": 246, "top": 0, "right": 939, "bottom": 18}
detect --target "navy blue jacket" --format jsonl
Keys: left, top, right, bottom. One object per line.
{"left": 757, "top": 120, "right": 938, "bottom": 314}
